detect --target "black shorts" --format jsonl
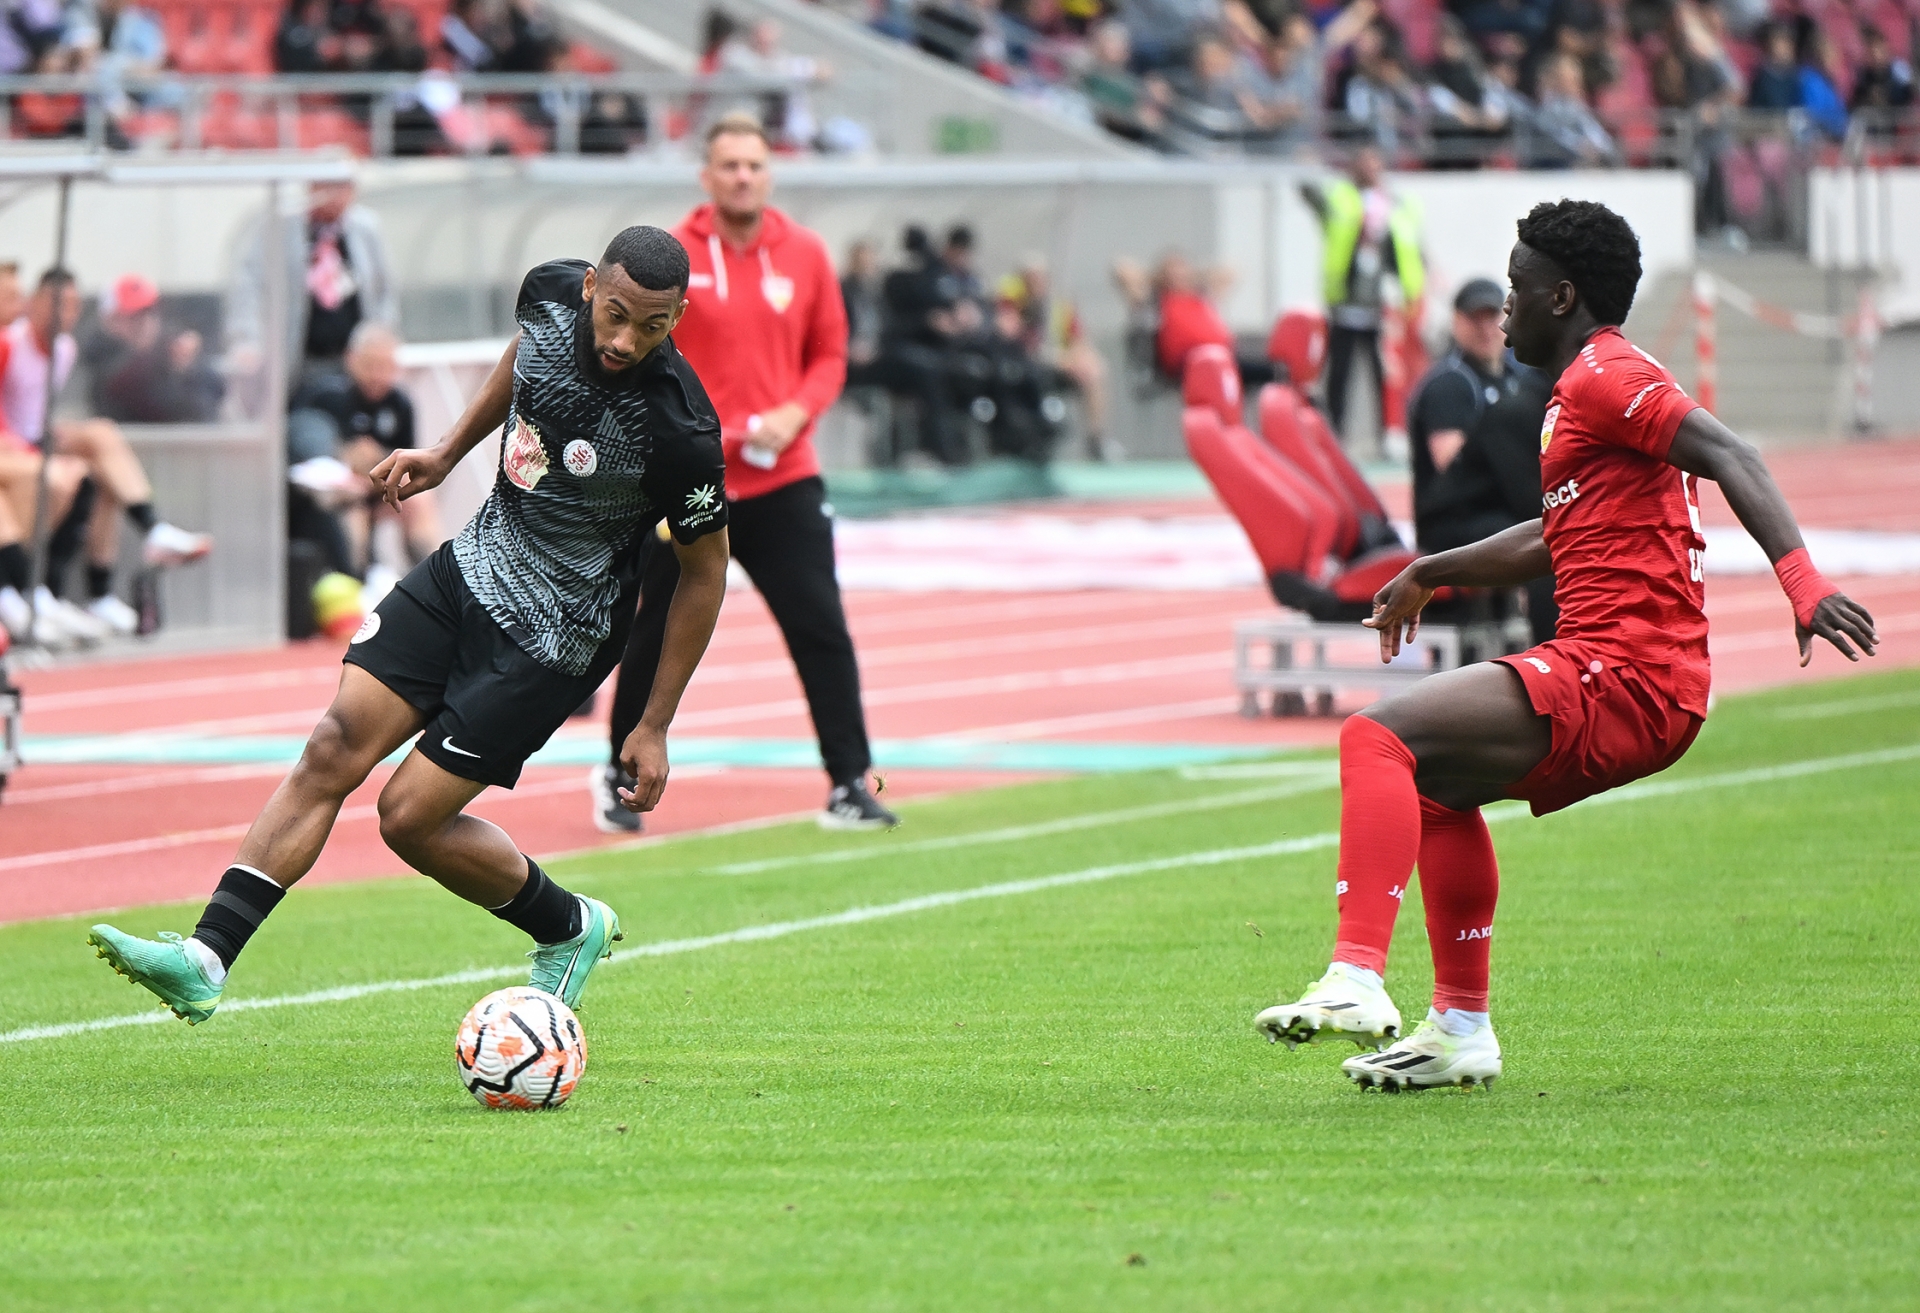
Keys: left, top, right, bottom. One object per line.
{"left": 343, "top": 544, "right": 633, "bottom": 788}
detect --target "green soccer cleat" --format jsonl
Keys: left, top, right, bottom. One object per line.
{"left": 87, "top": 926, "right": 223, "bottom": 1025}
{"left": 527, "top": 897, "right": 623, "bottom": 1010}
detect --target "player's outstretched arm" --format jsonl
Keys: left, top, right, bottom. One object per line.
{"left": 1363, "top": 520, "right": 1550, "bottom": 662}
{"left": 369, "top": 332, "right": 521, "bottom": 510}
{"left": 1666, "top": 410, "right": 1878, "bottom": 666}
{"left": 618, "top": 528, "right": 730, "bottom": 814}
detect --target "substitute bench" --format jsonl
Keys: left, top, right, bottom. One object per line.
{"left": 1234, "top": 616, "right": 1532, "bottom": 717}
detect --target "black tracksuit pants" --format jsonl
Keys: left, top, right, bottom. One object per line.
{"left": 1324, "top": 324, "right": 1382, "bottom": 442}
{"left": 606, "top": 475, "right": 873, "bottom": 786}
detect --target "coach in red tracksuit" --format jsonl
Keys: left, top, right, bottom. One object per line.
{"left": 596, "top": 111, "right": 897, "bottom": 834}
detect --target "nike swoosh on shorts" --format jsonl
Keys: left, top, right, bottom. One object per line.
{"left": 441, "top": 737, "right": 483, "bottom": 759}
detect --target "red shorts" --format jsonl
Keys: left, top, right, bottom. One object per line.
{"left": 1496, "top": 639, "right": 1704, "bottom": 816}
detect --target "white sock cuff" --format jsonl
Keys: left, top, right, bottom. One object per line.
{"left": 1429, "top": 1006, "right": 1489, "bottom": 1037}
{"left": 184, "top": 936, "right": 228, "bottom": 986}
{"left": 1330, "top": 962, "right": 1385, "bottom": 990}
{"left": 230, "top": 864, "right": 280, "bottom": 891}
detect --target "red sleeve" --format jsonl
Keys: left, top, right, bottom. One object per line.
{"left": 1588, "top": 353, "right": 1699, "bottom": 460}
{"left": 790, "top": 236, "right": 847, "bottom": 418}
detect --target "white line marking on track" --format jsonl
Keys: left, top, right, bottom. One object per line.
{"left": 708, "top": 775, "right": 1340, "bottom": 876}
{"left": 23, "top": 666, "right": 340, "bottom": 713}
{"left": 672, "top": 653, "right": 1226, "bottom": 730}
{"left": 0, "top": 767, "right": 726, "bottom": 873}
{"left": 931, "top": 697, "right": 1242, "bottom": 743}
{"left": 8, "top": 741, "right": 1913, "bottom": 1046}
{"left": 2, "top": 764, "right": 289, "bottom": 805}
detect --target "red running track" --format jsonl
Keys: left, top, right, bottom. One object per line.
{"left": 5, "top": 438, "right": 1918, "bottom": 925}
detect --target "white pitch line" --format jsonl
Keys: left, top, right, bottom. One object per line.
{"left": 1773, "top": 689, "right": 1920, "bottom": 720}
{"left": 708, "top": 774, "right": 1340, "bottom": 876}
{"left": 6, "top": 741, "right": 1915, "bottom": 1046}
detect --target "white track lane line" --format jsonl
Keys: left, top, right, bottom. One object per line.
{"left": 0, "top": 767, "right": 728, "bottom": 874}
{"left": 8, "top": 741, "right": 1914, "bottom": 1046}
{"left": 928, "top": 697, "right": 1241, "bottom": 744}
{"left": 709, "top": 775, "right": 1340, "bottom": 876}
{"left": 26, "top": 666, "right": 341, "bottom": 713}
{"left": 4, "top": 764, "right": 290, "bottom": 806}
{"left": 672, "top": 653, "right": 1225, "bottom": 731}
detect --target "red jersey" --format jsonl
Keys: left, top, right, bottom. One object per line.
{"left": 1539, "top": 326, "right": 1709, "bottom": 714}
{"left": 671, "top": 204, "right": 848, "bottom": 502}
{"left": 1155, "top": 290, "right": 1234, "bottom": 377}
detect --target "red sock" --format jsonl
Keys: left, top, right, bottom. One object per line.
{"left": 1417, "top": 797, "right": 1499, "bottom": 1012}
{"left": 1331, "top": 715, "right": 1421, "bottom": 976}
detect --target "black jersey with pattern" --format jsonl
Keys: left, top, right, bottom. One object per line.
{"left": 452, "top": 258, "right": 727, "bottom": 675}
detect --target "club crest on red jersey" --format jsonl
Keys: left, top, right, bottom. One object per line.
{"left": 1540, "top": 403, "right": 1561, "bottom": 453}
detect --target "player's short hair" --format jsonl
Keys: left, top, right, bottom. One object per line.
{"left": 1515, "top": 199, "right": 1642, "bottom": 326}
{"left": 704, "top": 110, "right": 770, "bottom": 154}
{"left": 599, "top": 226, "right": 690, "bottom": 297}
{"left": 36, "top": 265, "right": 75, "bottom": 292}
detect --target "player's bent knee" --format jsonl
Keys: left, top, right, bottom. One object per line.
{"left": 294, "top": 713, "right": 380, "bottom": 796}
{"left": 376, "top": 790, "right": 451, "bottom": 860}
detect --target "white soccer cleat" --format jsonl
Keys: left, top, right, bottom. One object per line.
{"left": 1255, "top": 966, "right": 1403, "bottom": 1050}
{"left": 1341, "top": 1016, "right": 1502, "bottom": 1091}
{"left": 0, "top": 585, "right": 31, "bottom": 640}
{"left": 86, "top": 593, "right": 140, "bottom": 636}
{"left": 143, "top": 521, "right": 213, "bottom": 568}
{"left": 33, "top": 586, "right": 108, "bottom": 646}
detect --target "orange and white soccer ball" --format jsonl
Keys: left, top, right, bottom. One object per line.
{"left": 455, "top": 986, "right": 587, "bottom": 1110}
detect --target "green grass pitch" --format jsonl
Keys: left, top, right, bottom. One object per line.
{"left": 3, "top": 670, "right": 1919, "bottom": 1311}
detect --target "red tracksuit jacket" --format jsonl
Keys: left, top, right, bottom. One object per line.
{"left": 670, "top": 203, "right": 848, "bottom": 502}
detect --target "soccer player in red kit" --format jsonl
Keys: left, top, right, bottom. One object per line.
{"left": 1254, "top": 199, "right": 1879, "bottom": 1089}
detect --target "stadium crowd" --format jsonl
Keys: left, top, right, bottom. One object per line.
{"left": 833, "top": 0, "right": 1916, "bottom": 171}
{"left": 0, "top": 0, "right": 852, "bottom": 156}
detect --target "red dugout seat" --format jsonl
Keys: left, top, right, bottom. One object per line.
{"left": 1186, "top": 325, "right": 1435, "bottom": 621}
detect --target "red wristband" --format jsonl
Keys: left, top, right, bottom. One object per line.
{"left": 1774, "top": 547, "right": 1838, "bottom": 628}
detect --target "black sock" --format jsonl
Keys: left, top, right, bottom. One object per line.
{"left": 0, "top": 543, "right": 27, "bottom": 592}
{"left": 125, "top": 502, "right": 157, "bottom": 534}
{"left": 191, "top": 865, "right": 288, "bottom": 969}
{"left": 86, "top": 564, "right": 114, "bottom": 599}
{"left": 489, "top": 857, "right": 583, "bottom": 945}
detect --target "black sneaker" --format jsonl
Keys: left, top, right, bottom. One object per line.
{"left": 820, "top": 778, "right": 899, "bottom": 832}
{"left": 588, "top": 764, "right": 643, "bottom": 835}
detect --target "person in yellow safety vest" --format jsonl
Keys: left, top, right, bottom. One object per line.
{"left": 1298, "top": 145, "right": 1425, "bottom": 447}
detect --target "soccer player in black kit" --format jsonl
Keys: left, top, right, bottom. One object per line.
{"left": 88, "top": 227, "right": 730, "bottom": 1025}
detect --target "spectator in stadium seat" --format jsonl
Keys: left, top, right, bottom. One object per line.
{"left": 289, "top": 322, "right": 441, "bottom": 575}
{"left": 877, "top": 225, "right": 969, "bottom": 464}
{"left": 275, "top": 0, "right": 340, "bottom": 73}
{"left": 841, "top": 238, "right": 885, "bottom": 376}
{"left": 1407, "top": 276, "right": 1556, "bottom": 642}
{"left": 1299, "top": 146, "right": 1423, "bottom": 443}
{"left": 1425, "top": 15, "right": 1513, "bottom": 164}
{"left": 1745, "top": 22, "right": 1800, "bottom": 111}
{"left": 1527, "top": 51, "right": 1617, "bottom": 166}
{"left": 1, "top": 269, "right": 213, "bottom": 636}
{"left": 1334, "top": 19, "right": 1424, "bottom": 152}
{"left": 719, "top": 17, "right": 830, "bottom": 150}
{"left": 1166, "top": 28, "right": 1261, "bottom": 136}
{"left": 1112, "top": 250, "right": 1272, "bottom": 388}
{"left": 999, "top": 255, "right": 1115, "bottom": 460}
{"left": 229, "top": 178, "right": 398, "bottom": 385}
{"left": 83, "top": 274, "right": 224, "bottom": 424}
{"left": 65, "top": 0, "right": 174, "bottom": 138}
{"left": 1850, "top": 26, "right": 1914, "bottom": 115}
{"left": 1116, "top": 0, "right": 1221, "bottom": 72}
{"left": 1081, "top": 18, "right": 1174, "bottom": 145}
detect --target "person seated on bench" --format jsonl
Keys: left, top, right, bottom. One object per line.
{"left": 1408, "top": 277, "right": 1557, "bottom": 642}
{"left": 1112, "top": 250, "right": 1274, "bottom": 390}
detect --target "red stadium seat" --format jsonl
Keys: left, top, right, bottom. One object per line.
{"left": 1182, "top": 349, "right": 1340, "bottom": 581}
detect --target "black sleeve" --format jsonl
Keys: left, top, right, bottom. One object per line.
{"left": 517, "top": 259, "right": 592, "bottom": 315}
{"left": 1412, "top": 369, "right": 1479, "bottom": 440}
{"left": 392, "top": 389, "right": 415, "bottom": 449}
{"left": 643, "top": 350, "right": 729, "bottom": 544}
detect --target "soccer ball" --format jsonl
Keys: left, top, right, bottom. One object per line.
{"left": 455, "top": 986, "right": 587, "bottom": 1110}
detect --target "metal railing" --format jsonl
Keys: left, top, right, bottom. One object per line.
{"left": 0, "top": 69, "right": 876, "bottom": 157}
